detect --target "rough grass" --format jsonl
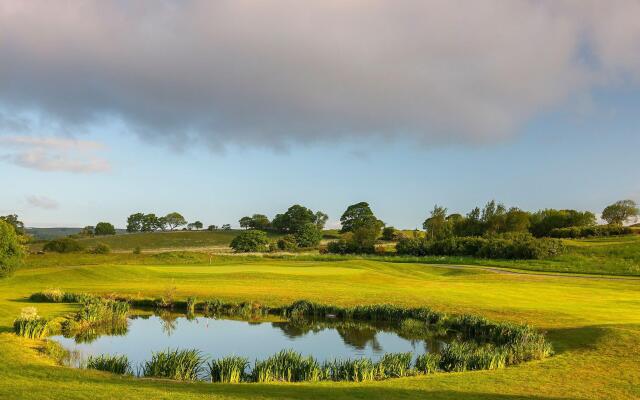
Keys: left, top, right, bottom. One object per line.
{"left": 0, "top": 245, "right": 639, "bottom": 399}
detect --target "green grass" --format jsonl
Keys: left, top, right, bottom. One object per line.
{"left": 0, "top": 240, "right": 639, "bottom": 398}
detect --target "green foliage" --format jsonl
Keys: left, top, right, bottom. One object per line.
{"left": 87, "top": 354, "right": 131, "bottom": 375}
{"left": 126, "top": 213, "right": 145, "bottom": 233}
{"left": 423, "top": 205, "right": 453, "bottom": 240}
{"left": 314, "top": 211, "right": 329, "bottom": 230}
{"left": 186, "top": 296, "right": 197, "bottom": 314}
{"left": 396, "top": 235, "right": 565, "bottom": 260}
{"left": 252, "top": 349, "right": 322, "bottom": 382}
{"left": 381, "top": 226, "right": 399, "bottom": 241}
{"left": 14, "top": 308, "right": 48, "bottom": 339}
{"left": 272, "top": 205, "right": 320, "bottom": 233}
{"left": 0, "top": 219, "right": 25, "bottom": 277}
{"left": 230, "top": 230, "right": 269, "bottom": 252}
{"left": 239, "top": 214, "right": 270, "bottom": 230}
{"left": 43, "top": 237, "right": 83, "bottom": 253}
{"left": 74, "top": 298, "right": 130, "bottom": 326}
{"left": 340, "top": 201, "right": 376, "bottom": 233}
{"left": 277, "top": 235, "right": 298, "bottom": 251}
{"left": 294, "top": 223, "right": 322, "bottom": 248}
{"left": 327, "top": 217, "right": 383, "bottom": 254}
{"left": 322, "top": 358, "right": 376, "bottom": 382}
{"left": 163, "top": 212, "right": 187, "bottom": 230}
{"left": 87, "top": 242, "right": 111, "bottom": 254}
{"left": 529, "top": 209, "right": 596, "bottom": 237}
{"left": 208, "top": 356, "right": 248, "bottom": 383}
{"left": 414, "top": 353, "right": 441, "bottom": 374}
{"left": 550, "top": 225, "right": 633, "bottom": 238}
{"left": 602, "top": 200, "right": 639, "bottom": 225}
{"left": 0, "top": 214, "right": 25, "bottom": 235}
{"left": 375, "top": 352, "right": 413, "bottom": 378}
{"left": 94, "top": 222, "right": 116, "bottom": 235}
{"left": 142, "top": 349, "right": 205, "bottom": 381}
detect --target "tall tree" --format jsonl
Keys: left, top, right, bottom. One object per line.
{"left": 0, "top": 219, "right": 25, "bottom": 278}
{"left": 422, "top": 205, "right": 453, "bottom": 240}
{"left": 0, "top": 214, "right": 24, "bottom": 235}
{"left": 126, "top": 213, "right": 145, "bottom": 233}
{"left": 340, "top": 202, "right": 375, "bottom": 233}
{"left": 314, "top": 211, "right": 329, "bottom": 230}
{"left": 164, "top": 212, "right": 187, "bottom": 230}
{"left": 239, "top": 216, "right": 253, "bottom": 229}
{"left": 193, "top": 221, "right": 203, "bottom": 230}
{"left": 272, "top": 205, "right": 315, "bottom": 233}
{"left": 94, "top": 222, "right": 116, "bottom": 235}
{"left": 602, "top": 200, "right": 639, "bottom": 225}
{"left": 141, "top": 214, "right": 159, "bottom": 232}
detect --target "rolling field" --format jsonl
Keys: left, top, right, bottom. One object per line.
{"left": 1, "top": 249, "right": 639, "bottom": 399}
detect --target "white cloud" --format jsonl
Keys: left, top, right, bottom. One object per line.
{"left": 26, "top": 195, "right": 59, "bottom": 210}
{"left": 0, "top": 1, "right": 639, "bottom": 148}
{"left": 0, "top": 135, "right": 110, "bottom": 173}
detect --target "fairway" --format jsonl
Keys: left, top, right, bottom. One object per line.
{"left": 1, "top": 256, "right": 639, "bottom": 399}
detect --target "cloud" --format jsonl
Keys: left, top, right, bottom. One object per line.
{"left": 0, "top": 1, "right": 639, "bottom": 149}
{"left": 0, "top": 135, "right": 110, "bottom": 173}
{"left": 26, "top": 195, "right": 59, "bottom": 210}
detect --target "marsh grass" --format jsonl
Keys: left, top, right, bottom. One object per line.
{"left": 142, "top": 349, "right": 205, "bottom": 381}
{"left": 375, "top": 352, "right": 413, "bottom": 378}
{"left": 14, "top": 317, "right": 48, "bottom": 338}
{"left": 415, "top": 353, "right": 441, "bottom": 374}
{"left": 87, "top": 354, "right": 131, "bottom": 375}
{"left": 322, "top": 358, "right": 377, "bottom": 382}
{"left": 208, "top": 356, "right": 248, "bottom": 383}
{"left": 251, "top": 350, "right": 322, "bottom": 383}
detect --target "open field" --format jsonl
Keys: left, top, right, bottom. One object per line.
{"left": 1, "top": 249, "right": 639, "bottom": 399}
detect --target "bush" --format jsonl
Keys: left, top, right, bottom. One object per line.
{"left": 294, "top": 223, "right": 323, "bottom": 248}
{"left": 0, "top": 219, "right": 25, "bottom": 278}
{"left": 87, "top": 242, "right": 111, "bottom": 254}
{"left": 94, "top": 222, "right": 116, "bottom": 235}
{"left": 381, "top": 226, "right": 399, "bottom": 241}
{"left": 43, "top": 238, "right": 83, "bottom": 253}
{"left": 549, "top": 225, "right": 633, "bottom": 238}
{"left": 230, "top": 230, "right": 269, "bottom": 252}
{"left": 276, "top": 235, "right": 298, "bottom": 251}
{"left": 396, "top": 235, "right": 565, "bottom": 259}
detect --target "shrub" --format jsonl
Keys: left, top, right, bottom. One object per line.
{"left": 87, "top": 354, "right": 131, "bottom": 374}
{"left": 94, "top": 222, "right": 116, "bottom": 235}
{"left": 0, "top": 219, "right": 25, "bottom": 278}
{"left": 381, "top": 226, "right": 399, "bottom": 241}
{"left": 208, "top": 356, "right": 248, "bottom": 383}
{"left": 87, "top": 242, "right": 111, "bottom": 254}
{"left": 294, "top": 223, "right": 323, "bottom": 248}
{"left": 132, "top": 246, "right": 142, "bottom": 255}
{"left": 142, "top": 349, "right": 205, "bottom": 381}
{"left": 395, "top": 235, "right": 565, "bottom": 260}
{"left": 277, "top": 235, "right": 298, "bottom": 251}
{"left": 230, "top": 230, "right": 269, "bottom": 252}
{"left": 30, "top": 288, "right": 65, "bottom": 303}
{"left": 549, "top": 225, "right": 633, "bottom": 238}
{"left": 43, "top": 238, "right": 83, "bottom": 253}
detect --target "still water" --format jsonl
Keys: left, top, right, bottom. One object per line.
{"left": 52, "top": 312, "right": 447, "bottom": 368}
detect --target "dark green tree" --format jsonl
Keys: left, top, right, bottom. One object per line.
{"left": 126, "top": 213, "right": 145, "bottom": 233}
{"left": 423, "top": 205, "right": 453, "bottom": 240}
{"left": 239, "top": 216, "right": 253, "bottom": 229}
{"left": 94, "top": 222, "right": 116, "bottom": 235}
{"left": 340, "top": 202, "right": 375, "bottom": 233}
{"left": 0, "top": 214, "right": 25, "bottom": 235}
{"left": 272, "top": 205, "right": 316, "bottom": 233}
{"left": 164, "top": 212, "right": 187, "bottom": 230}
{"left": 0, "top": 219, "right": 25, "bottom": 277}
{"left": 294, "top": 223, "right": 323, "bottom": 248}
{"left": 230, "top": 230, "right": 269, "bottom": 252}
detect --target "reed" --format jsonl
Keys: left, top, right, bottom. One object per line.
{"left": 186, "top": 297, "right": 197, "bottom": 314}
{"left": 14, "top": 317, "right": 49, "bottom": 339}
{"left": 375, "top": 352, "right": 413, "bottom": 378}
{"left": 87, "top": 354, "right": 131, "bottom": 375}
{"left": 142, "top": 349, "right": 205, "bottom": 381}
{"left": 251, "top": 350, "right": 322, "bottom": 383}
{"left": 414, "top": 353, "right": 441, "bottom": 374}
{"left": 208, "top": 356, "right": 248, "bottom": 383}
{"left": 322, "top": 358, "right": 377, "bottom": 382}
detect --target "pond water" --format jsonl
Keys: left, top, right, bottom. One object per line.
{"left": 51, "top": 312, "right": 449, "bottom": 369}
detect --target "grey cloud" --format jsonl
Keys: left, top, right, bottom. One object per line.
{"left": 26, "top": 195, "right": 59, "bottom": 210}
{"left": 1, "top": 1, "right": 639, "bottom": 149}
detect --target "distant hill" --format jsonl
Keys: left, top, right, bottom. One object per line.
{"left": 26, "top": 227, "right": 127, "bottom": 241}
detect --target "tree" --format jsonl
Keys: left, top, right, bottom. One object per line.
{"left": 207, "top": 225, "right": 219, "bottom": 231}
{"left": 294, "top": 223, "right": 323, "bottom": 248}
{"left": 602, "top": 200, "right": 639, "bottom": 225}
{"left": 314, "top": 211, "right": 329, "bottom": 230}
{"left": 186, "top": 222, "right": 196, "bottom": 230}
{"left": 80, "top": 226, "right": 95, "bottom": 236}
{"left": 0, "top": 219, "right": 25, "bottom": 278}
{"left": 193, "top": 221, "right": 203, "bottom": 230}
{"left": 230, "top": 230, "right": 269, "bottom": 252}
{"left": 249, "top": 214, "right": 270, "bottom": 230}
{"left": 529, "top": 209, "right": 596, "bottom": 237}
{"left": 0, "top": 214, "right": 25, "bottom": 235}
{"left": 94, "top": 222, "right": 116, "bottom": 235}
{"left": 340, "top": 202, "right": 375, "bottom": 233}
{"left": 239, "top": 216, "right": 253, "bottom": 229}
{"left": 328, "top": 215, "right": 383, "bottom": 254}
{"left": 381, "top": 226, "right": 398, "bottom": 241}
{"left": 126, "top": 213, "right": 145, "bottom": 233}
{"left": 164, "top": 212, "right": 187, "bottom": 230}
{"left": 141, "top": 214, "right": 160, "bottom": 232}
{"left": 423, "top": 205, "right": 453, "bottom": 240}
{"left": 272, "top": 205, "right": 315, "bottom": 233}
{"left": 221, "top": 224, "right": 231, "bottom": 230}
{"left": 503, "top": 208, "right": 530, "bottom": 233}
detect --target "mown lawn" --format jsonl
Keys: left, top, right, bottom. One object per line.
{"left": 0, "top": 255, "right": 639, "bottom": 399}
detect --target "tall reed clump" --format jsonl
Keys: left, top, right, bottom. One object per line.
{"left": 375, "top": 352, "right": 413, "bottom": 378}
{"left": 13, "top": 307, "right": 49, "bottom": 339}
{"left": 186, "top": 297, "right": 197, "bottom": 314}
{"left": 30, "top": 290, "right": 93, "bottom": 303}
{"left": 87, "top": 354, "right": 131, "bottom": 375}
{"left": 322, "top": 358, "right": 377, "bottom": 382}
{"left": 415, "top": 353, "right": 441, "bottom": 374}
{"left": 208, "top": 356, "right": 248, "bottom": 383}
{"left": 438, "top": 341, "right": 508, "bottom": 372}
{"left": 76, "top": 297, "right": 130, "bottom": 325}
{"left": 142, "top": 349, "right": 205, "bottom": 381}
{"left": 251, "top": 350, "right": 322, "bottom": 383}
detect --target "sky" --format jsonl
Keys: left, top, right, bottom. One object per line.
{"left": 1, "top": 0, "right": 639, "bottom": 229}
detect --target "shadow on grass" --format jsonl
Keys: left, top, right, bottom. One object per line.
{"left": 546, "top": 325, "right": 611, "bottom": 353}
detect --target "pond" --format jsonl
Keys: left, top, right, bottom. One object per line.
{"left": 51, "top": 311, "right": 449, "bottom": 370}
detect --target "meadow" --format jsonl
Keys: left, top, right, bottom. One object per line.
{"left": 1, "top": 234, "right": 639, "bottom": 399}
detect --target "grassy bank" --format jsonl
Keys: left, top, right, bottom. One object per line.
{"left": 0, "top": 252, "right": 639, "bottom": 399}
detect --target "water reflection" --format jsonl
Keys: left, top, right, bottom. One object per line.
{"left": 51, "top": 310, "right": 451, "bottom": 369}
